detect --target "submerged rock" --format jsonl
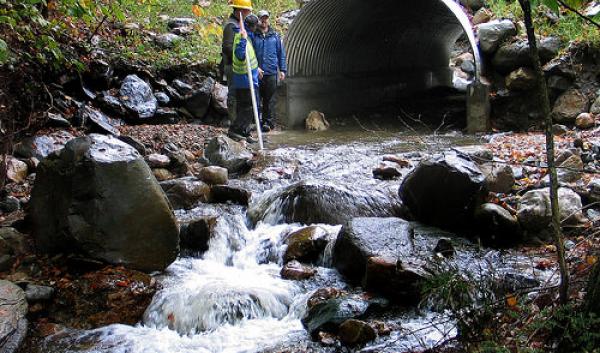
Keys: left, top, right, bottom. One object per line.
{"left": 281, "top": 260, "right": 316, "bottom": 280}
{"left": 249, "top": 181, "right": 403, "bottom": 226}
{"left": 30, "top": 134, "right": 179, "bottom": 272}
{"left": 399, "top": 152, "right": 487, "bottom": 230}
{"left": 284, "top": 225, "right": 331, "bottom": 264}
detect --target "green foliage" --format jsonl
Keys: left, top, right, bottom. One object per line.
{"left": 488, "top": 0, "right": 600, "bottom": 44}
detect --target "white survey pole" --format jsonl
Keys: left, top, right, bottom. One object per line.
{"left": 240, "top": 13, "right": 264, "bottom": 150}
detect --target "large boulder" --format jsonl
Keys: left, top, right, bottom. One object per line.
{"left": 477, "top": 19, "right": 517, "bottom": 54}
{"left": 160, "top": 177, "right": 210, "bottom": 210}
{"left": 517, "top": 187, "right": 586, "bottom": 234}
{"left": 205, "top": 136, "right": 253, "bottom": 175}
{"left": 399, "top": 153, "right": 487, "bottom": 230}
{"left": 30, "top": 134, "right": 179, "bottom": 272}
{"left": 13, "top": 131, "right": 75, "bottom": 160}
{"left": 119, "top": 75, "right": 158, "bottom": 120}
{"left": 552, "top": 89, "right": 590, "bottom": 123}
{"left": 333, "top": 217, "right": 426, "bottom": 302}
{"left": 249, "top": 181, "right": 403, "bottom": 226}
{"left": 492, "top": 37, "right": 561, "bottom": 74}
{"left": 183, "top": 77, "right": 215, "bottom": 119}
{"left": 0, "top": 280, "right": 28, "bottom": 353}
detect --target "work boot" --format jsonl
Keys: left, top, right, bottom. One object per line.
{"left": 245, "top": 135, "right": 258, "bottom": 144}
{"left": 261, "top": 124, "right": 271, "bottom": 132}
{"left": 227, "top": 130, "right": 245, "bottom": 142}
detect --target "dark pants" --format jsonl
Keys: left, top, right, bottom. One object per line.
{"left": 230, "top": 88, "right": 258, "bottom": 137}
{"left": 224, "top": 65, "right": 236, "bottom": 122}
{"left": 259, "top": 75, "right": 278, "bottom": 127}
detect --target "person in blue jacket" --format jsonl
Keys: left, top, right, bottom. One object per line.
{"left": 227, "top": 14, "right": 260, "bottom": 143}
{"left": 253, "top": 10, "right": 287, "bottom": 131}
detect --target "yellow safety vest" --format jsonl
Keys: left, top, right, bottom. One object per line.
{"left": 232, "top": 33, "right": 258, "bottom": 74}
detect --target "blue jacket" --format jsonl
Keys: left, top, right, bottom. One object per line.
{"left": 232, "top": 27, "right": 259, "bottom": 90}
{"left": 252, "top": 28, "right": 287, "bottom": 76}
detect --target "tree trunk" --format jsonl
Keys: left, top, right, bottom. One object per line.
{"left": 517, "top": 0, "right": 569, "bottom": 304}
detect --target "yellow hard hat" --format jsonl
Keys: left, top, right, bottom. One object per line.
{"left": 229, "top": 0, "right": 253, "bottom": 10}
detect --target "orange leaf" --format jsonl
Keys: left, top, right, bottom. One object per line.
{"left": 587, "top": 255, "right": 598, "bottom": 266}
{"left": 506, "top": 295, "right": 518, "bottom": 307}
{"left": 192, "top": 5, "right": 203, "bottom": 17}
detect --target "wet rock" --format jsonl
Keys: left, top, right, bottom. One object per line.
{"left": 183, "top": 77, "right": 215, "bottom": 119}
{"left": 0, "top": 228, "right": 29, "bottom": 272}
{"left": 154, "top": 33, "right": 183, "bottom": 49}
{"left": 305, "top": 111, "right": 330, "bottom": 131}
{"left": 146, "top": 153, "right": 171, "bottom": 168}
{"left": 517, "top": 187, "right": 586, "bottom": 234}
{"left": 477, "top": 20, "right": 517, "bottom": 54}
{"left": 552, "top": 124, "right": 570, "bottom": 136}
{"left": 24, "top": 284, "right": 54, "bottom": 302}
{"left": 575, "top": 112, "right": 596, "bottom": 129}
{"left": 372, "top": 163, "right": 402, "bottom": 180}
{"left": 474, "top": 203, "right": 522, "bottom": 247}
{"left": 434, "top": 238, "right": 455, "bottom": 257}
{"left": 364, "top": 256, "right": 428, "bottom": 303}
{"left": 506, "top": 67, "right": 536, "bottom": 91}
{"left": 284, "top": 225, "right": 331, "bottom": 263}
{"left": 5, "top": 156, "right": 28, "bottom": 183}
{"left": 552, "top": 89, "right": 589, "bottom": 123}
{"left": 162, "top": 143, "right": 189, "bottom": 175}
{"left": 0, "top": 197, "right": 20, "bottom": 213}
{"left": 211, "top": 82, "right": 228, "bottom": 115}
{"left": 281, "top": 260, "right": 316, "bottom": 280}
{"left": 338, "top": 319, "right": 377, "bottom": 346}
{"left": 209, "top": 185, "right": 251, "bottom": 205}
{"left": 14, "top": 131, "right": 75, "bottom": 160}
{"left": 480, "top": 163, "right": 515, "bottom": 193}
{"left": 590, "top": 95, "right": 600, "bottom": 114}
{"left": 558, "top": 154, "right": 584, "bottom": 183}
{"left": 46, "top": 112, "right": 71, "bottom": 128}
{"left": 197, "top": 166, "right": 228, "bottom": 185}
{"left": 160, "top": 177, "right": 210, "bottom": 209}
{"left": 205, "top": 136, "right": 253, "bottom": 175}
{"left": 119, "top": 135, "right": 147, "bottom": 156}
{"left": 302, "top": 291, "right": 387, "bottom": 339}
{"left": 399, "top": 152, "right": 487, "bottom": 230}
{"left": 249, "top": 181, "right": 403, "bottom": 226}
{"left": 155, "top": 92, "right": 171, "bottom": 106}
{"left": 119, "top": 75, "right": 158, "bottom": 120}
{"left": 492, "top": 37, "right": 561, "bottom": 74}
{"left": 153, "top": 168, "right": 175, "bottom": 181}
{"left": 495, "top": 273, "right": 540, "bottom": 296}
{"left": 77, "top": 105, "right": 121, "bottom": 136}
{"left": 179, "top": 215, "right": 217, "bottom": 254}
{"left": 0, "top": 280, "right": 28, "bottom": 353}
{"left": 30, "top": 134, "right": 179, "bottom": 272}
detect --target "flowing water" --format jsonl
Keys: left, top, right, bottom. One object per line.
{"left": 38, "top": 127, "right": 557, "bottom": 353}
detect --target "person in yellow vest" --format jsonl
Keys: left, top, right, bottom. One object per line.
{"left": 226, "top": 5, "right": 260, "bottom": 143}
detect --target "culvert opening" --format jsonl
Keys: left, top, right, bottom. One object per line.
{"left": 283, "top": 0, "right": 482, "bottom": 130}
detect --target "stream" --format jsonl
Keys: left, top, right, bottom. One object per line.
{"left": 37, "top": 126, "right": 557, "bottom": 353}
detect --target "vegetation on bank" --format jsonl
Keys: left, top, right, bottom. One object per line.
{"left": 487, "top": 0, "right": 600, "bottom": 44}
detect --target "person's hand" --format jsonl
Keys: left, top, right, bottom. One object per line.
{"left": 238, "top": 14, "right": 247, "bottom": 39}
{"left": 258, "top": 68, "right": 264, "bottom": 79}
{"left": 279, "top": 71, "right": 286, "bottom": 81}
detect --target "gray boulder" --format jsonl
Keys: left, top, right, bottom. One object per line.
{"left": 160, "top": 177, "right": 210, "bottom": 210}
{"left": 77, "top": 105, "right": 121, "bottom": 136}
{"left": 399, "top": 152, "right": 487, "bottom": 230}
{"left": 30, "top": 134, "right": 179, "bottom": 272}
{"left": 249, "top": 181, "right": 403, "bottom": 226}
{"left": 552, "top": 89, "right": 590, "bottom": 123}
{"left": 183, "top": 77, "right": 215, "bottom": 119}
{"left": 211, "top": 82, "right": 229, "bottom": 115}
{"left": 517, "top": 187, "right": 586, "bottom": 233}
{"left": 492, "top": 37, "right": 561, "bottom": 74}
{"left": 14, "top": 131, "right": 75, "bottom": 160}
{"left": 205, "top": 136, "right": 253, "bottom": 175}
{"left": 333, "top": 217, "right": 426, "bottom": 302}
{"left": 119, "top": 75, "right": 158, "bottom": 119}
{"left": 0, "top": 280, "right": 28, "bottom": 353}
{"left": 477, "top": 19, "right": 517, "bottom": 54}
